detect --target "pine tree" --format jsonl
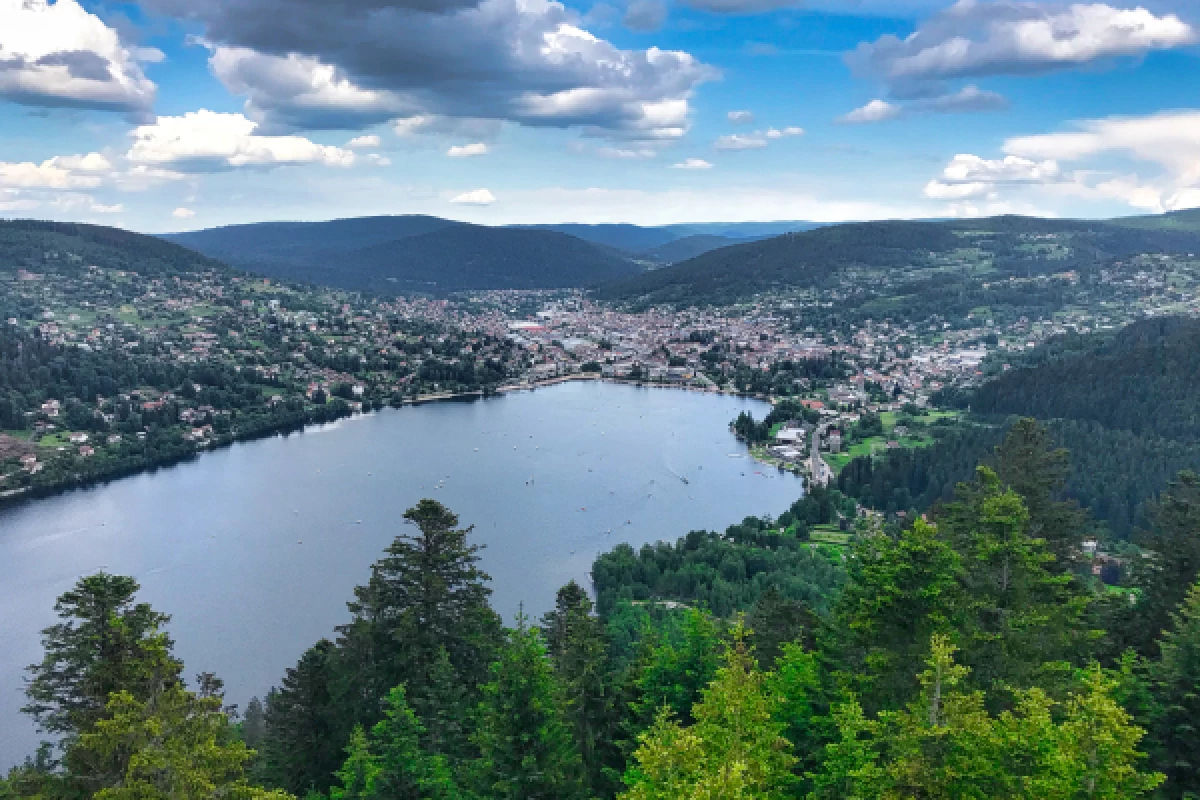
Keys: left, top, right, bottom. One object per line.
{"left": 748, "top": 587, "right": 818, "bottom": 669}
{"left": 1134, "top": 472, "right": 1200, "bottom": 654}
{"left": 258, "top": 640, "right": 343, "bottom": 795}
{"left": 1148, "top": 582, "right": 1200, "bottom": 797}
{"left": 330, "top": 727, "right": 377, "bottom": 800}
{"left": 474, "top": 616, "right": 583, "bottom": 800}
{"left": 825, "top": 519, "right": 964, "bottom": 711}
{"left": 992, "top": 417, "right": 1088, "bottom": 570}
{"left": 24, "top": 573, "right": 182, "bottom": 737}
{"left": 937, "top": 467, "right": 1092, "bottom": 698}
{"left": 622, "top": 622, "right": 797, "bottom": 800}
{"left": 71, "top": 684, "right": 292, "bottom": 800}
{"left": 341, "top": 500, "right": 503, "bottom": 715}
{"left": 369, "top": 686, "right": 459, "bottom": 800}
{"left": 543, "top": 583, "right": 624, "bottom": 798}
{"left": 628, "top": 608, "right": 723, "bottom": 728}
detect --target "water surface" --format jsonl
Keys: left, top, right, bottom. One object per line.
{"left": 0, "top": 382, "right": 802, "bottom": 765}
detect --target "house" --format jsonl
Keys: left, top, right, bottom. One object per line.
{"left": 827, "top": 430, "right": 843, "bottom": 452}
{"left": 69, "top": 432, "right": 89, "bottom": 444}
{"left": 41, "top": 399, "right": 61, "bottom": 417}
{"left": 78, "top": 445, "right": 94, "bottom": 457}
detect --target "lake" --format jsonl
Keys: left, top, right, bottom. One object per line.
{"left": 0, "top": 381, "right": 803, "bottom": 765}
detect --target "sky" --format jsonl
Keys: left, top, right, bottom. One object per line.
{"left": 1, "top": 0, "right": 1199, "bottom": 232}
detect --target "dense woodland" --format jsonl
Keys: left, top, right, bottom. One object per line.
{"left": 6, "top": 418, "right": 1200, "bottom": 799}
{"left": 835, "top": 316, "right": 1200, "bottom": 539}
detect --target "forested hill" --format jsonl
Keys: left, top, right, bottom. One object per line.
{"left": 164, "top": 215, "right": 644, "bottom": 294}
{"left": 970, "top": 315, "right": 1200, "bottom": 441}
{"left": 595, "top": 213, "right": 1200, "bottom": 307}
{"left": 836, "top": 316, "right": 1200, "bottom": 537}
{"left": 1, "top": 219, "right": 227, "bottom": 278}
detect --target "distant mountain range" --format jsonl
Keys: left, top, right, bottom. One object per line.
{"left": 161, "top": 216, "right": 825, "bottom": 294}
{"left": 148, "top": 209, "right": 1200, "bottom": 301}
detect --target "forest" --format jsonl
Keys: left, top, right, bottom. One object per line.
{"left": 835, "top": 316, "right": 1200, "bottom": 539}
{"left": 5, "top": 419, "right": 1200, "bottom": 800}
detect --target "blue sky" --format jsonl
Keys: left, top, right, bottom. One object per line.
{"left": 1, "top": 0, "right": 1198, "bottom": 231}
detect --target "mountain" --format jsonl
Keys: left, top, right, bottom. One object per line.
{"left": 641, "top": 234, "right": 751, "bottom": 264}
{"left": 0, "top": 219, "right": 226, "bottom": 277}
{"left": 596, "top": 214, "right": 1200, "bottom": 307}
{"left": 517, "top": 221, "right": 823, "bottom": 256}
{"left": 163, "top": 215, "right": 641, "bottom": 294}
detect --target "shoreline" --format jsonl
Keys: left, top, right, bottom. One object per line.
{"left": 0, "top": 374, "right": 772, "bottom": 511}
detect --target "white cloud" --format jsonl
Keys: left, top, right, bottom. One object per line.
{"left": 851, "top": 2, "right": 1194, "bottom": 89}
{"left": 0, "top": 0, "right": 156, "bottom": 112}
{"left": 727, "top": 110, "right": 755, "bottom": 124}
{"left": 346, "top": 134, "right": 382, "bottom": 149}
{"left": 173, "top": 207, "right": 196, "bottom": 218}
{"left": 1003, "top": 110, "right": 1200, "bottom": 212}
{"left": 127, "top": 111, "right": 357, "bottom": 171}
{"left": 366, "top": 153, "right": 392, "bottom": 166}
{"left": 924, "top": 180, "right": 991, "bottom": 200}
{"left": 447, "top": 143, "right": 490, "bottom": 158}
{"left": 924, "top": 153, "right": 1062, "bottom": 201}
{"left": 671, "top": 158, "right": 713, "bottom": 169}
{"left": 839, "top": 99, "right": 902, "bottom": 124}
{"left": 0, "top": 155, "right": 111, "bottom": 190}
{"left": 715, "top": 133, "right": 767, "bottom": 151}
{"left": 943, "top": 154, "right": 1061, "bottom": 184}
{"left": 450, "top": 188, "right": 497, "bottom": 205}
{"left": 766, "top": 126, "right": 804, "bottom": 139}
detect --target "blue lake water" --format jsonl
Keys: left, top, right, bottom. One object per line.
{"left": 0, "top": 381, "right": 803, "bottom": 765}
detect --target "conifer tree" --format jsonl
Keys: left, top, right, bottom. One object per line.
{"left": 370, "top": 686, "right": 459, "bottom": 800}
{"left": 24, "top": 573, "right": 182, "bottom": 737}
{"left": 258, "top": 640, "right": 343, "bottom": 795}
{"left": 1134, "top": 472, "right": 1200, "bottom": 654}
{"left": 474, "top": 616, "right": 583, "bottom": 800}
{"left": 1148, "top": 581, "right": 1200, "bottom": 797}
{"left": 543, "top": 583, "right": 624, "bottom": 798}
{"left": 622, "top": 622, "right": 796, "bottom": 800}
{"left": 992, "top": 417, "right": 1088, "bottom": 569}
{"left": 71, "top": 684, "right": 292, "bottom": 800}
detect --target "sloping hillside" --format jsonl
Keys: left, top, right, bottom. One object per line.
{"left": 163, "top": 216, "right": 640, "bottom": 293}
{"left": 596, "top": 215, "right": 1200, "bottom": 307}
{"left": 1, "top": 219, "right": 226, "bottom": 277}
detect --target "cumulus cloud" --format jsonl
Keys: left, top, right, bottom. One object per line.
{"left": 0, "top": 153, "right": 113, "bottom": 189}
{"left": 851, "top": 1, "right": 1193, "bottom": 89}
{"left": 346, "top": 134, "right": 382, "bottom": 148}
{"left": 450, "top": 188, "right": 496, "bottom": 205}
{"left": 839, "top": 99, "right": 901, "bottom": 124}
{"left": 447, "top": 142, "right": 490, "bottom": 157}
{"left": 1003, "top": 110, "right": 1200, "bottom": 212}
{"left": 727, "top": 110, "right": 754, "bottom": 124}
{"left": 671, "top": 158, "right": 713, "bottom": 169}
{"left": 146, "top": 0, "right": 715, "bottom": 138}
{"left": 126, "top": 110, "right": 357, "bottom": 171}
{"left": 715, "top": 133, "right": 768, "bottom": 150}
{"left": 0, "top": 0, "right": 157, "bottom": 112}
{"left": 923, "top": 153, "right": 1063, "bottom": 200}
{"left": 172, "top": 207, "right": 196, "bottom": 218}
{"left": 846, "top": 2, "right": 1193, "bottom": 117}
{"left": 623, "top": 0, "right": 667, "bottom": 32}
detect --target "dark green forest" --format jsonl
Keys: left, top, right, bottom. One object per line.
{"left": 7, "top": 419, "right": 1200, "bottom": 799}
{"left": 835, "top": 316, "right": 1200, "bottom": 539}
